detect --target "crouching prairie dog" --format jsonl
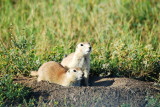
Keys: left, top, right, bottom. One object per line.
{"left": 31, "top": 61, "right": 83, "bottom": 86}
{"left": 61, "top": 42, "right": 92, "bottom": 86}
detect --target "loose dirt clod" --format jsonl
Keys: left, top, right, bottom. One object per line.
{"left": 14, "top": 76, "right": 160, "bottom": 107}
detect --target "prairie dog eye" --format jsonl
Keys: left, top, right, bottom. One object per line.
{"left": 80, "top": 44, "right": 83, "bottom": 46}
{"left": 73, "top": 70, "right": 77, "bottom": 72}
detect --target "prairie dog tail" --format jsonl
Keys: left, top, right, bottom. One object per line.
{"left": 30, "top": 71, "right": 38, "bottom": 76}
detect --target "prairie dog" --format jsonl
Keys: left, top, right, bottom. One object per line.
{"left": 61, "top": 42, "right": 92, "bottom": 86}
{"left": 31, "top": 61, "right": 83, "bottom": 86}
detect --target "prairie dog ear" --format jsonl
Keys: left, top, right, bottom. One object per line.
{"left": 64, "top": 66, "right": 69, "bottom": 70}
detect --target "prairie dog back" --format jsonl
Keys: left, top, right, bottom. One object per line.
{"left": 37, "top": 61, "right": 83, "bottom": 86}
{"left": 38, "top": 61, "right": 66, "bottom": 82}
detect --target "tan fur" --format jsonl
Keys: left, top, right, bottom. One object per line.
{"left": 61, "top": 42, "right": 92, "bottom": 86}
{"left": 30, "top": 71, "right": 38, "bottom": 76}
{"left": 32, "top": 61, "right": 83, "bottom": 86}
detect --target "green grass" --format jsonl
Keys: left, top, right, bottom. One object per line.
{"left": 0, "top": 0, "right": 159, "bottom": 81}
{"left": 0, "top": 0, "right": 160, "bottom": 105}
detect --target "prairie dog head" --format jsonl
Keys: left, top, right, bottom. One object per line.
{"left": 66, "top": 68, "right": 84, "bottom": 81}
{"left": 76, "top": 42, "right": 92, "bottom": 55}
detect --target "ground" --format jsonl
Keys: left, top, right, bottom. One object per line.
{"left": 14, "top": 76, "right": 160, "bottom": 107}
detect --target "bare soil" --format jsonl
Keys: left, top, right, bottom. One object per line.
{"left": 14, "top": 76, "right": 160, "bottom": 107}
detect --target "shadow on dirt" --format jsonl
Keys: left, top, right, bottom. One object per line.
{"left": 89, "top": 76, "right": 114, "bottom": 86}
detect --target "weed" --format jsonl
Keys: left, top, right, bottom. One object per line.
{"left": 0, "top": 75, "right": 31, "bottom": 106}
{"left": 145, "top": 94, "right": 160, "bottom": 107}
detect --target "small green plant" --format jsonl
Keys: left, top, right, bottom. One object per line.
{"left": 0, "top": 75, "right": 31, "bottom": 106}
{"left": 17, "top": 98, "right": 36, "bottom": 107}
{"left": 145, "top": 94, "right": 160, "bottom": 107}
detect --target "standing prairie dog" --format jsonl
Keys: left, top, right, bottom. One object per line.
{"left": 31, "top": 61, "right": 83, "bottom": 86}
{"left": 61, "top": 42, "right": 92, "bottom": 86}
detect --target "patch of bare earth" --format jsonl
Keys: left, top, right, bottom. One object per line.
{"left": 14, "top": 76, "right": 160, "bottom": 107}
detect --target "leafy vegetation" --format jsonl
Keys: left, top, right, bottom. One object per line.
{"left": 145, "top": 94, "right": 160, "bottom": 107}
{"left": 0, "top": 75, "right": 31, "bottom": 106}
{"left": 0, "top": 0, "right": 159, "bottom": 81}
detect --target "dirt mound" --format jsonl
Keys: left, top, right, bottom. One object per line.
{"left": 14, "top": 76, "right": 160, "bottom": 107}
